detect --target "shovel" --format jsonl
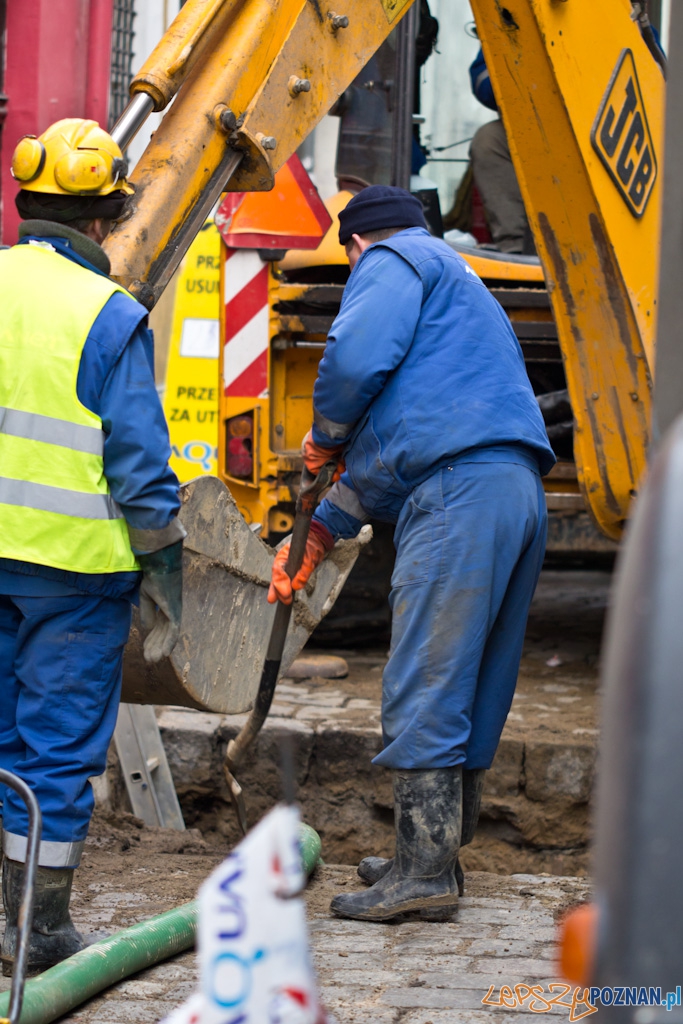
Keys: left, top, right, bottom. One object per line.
{"left": 223, "top": 461, "right": 338, "bottom": 833}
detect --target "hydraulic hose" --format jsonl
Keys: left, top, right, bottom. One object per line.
{"left": 0, "top": 823, "right": 321, "bottom": 1024}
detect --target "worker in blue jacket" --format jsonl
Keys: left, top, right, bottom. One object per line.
{"left": 0, "top": 119, "right": 184, "bottom": 973}
{"left": 269, "top": 186, "right": 555, "bottom": 922}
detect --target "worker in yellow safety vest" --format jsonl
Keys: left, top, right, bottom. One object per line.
{"left": 0, "top": 119, "right": 184, "bottom": 975}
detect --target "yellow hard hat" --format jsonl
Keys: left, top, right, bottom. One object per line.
{"left": 11, "top": 118, "right": 134, "bottom": 196}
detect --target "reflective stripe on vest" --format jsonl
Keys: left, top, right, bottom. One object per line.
{"left": 0, "top": 478, "right": 122, "bottom": 520}
{"left": 0, "top": 244, "right": 140, "bottom": 573}
{"left": 0, "top": 407, "right": 104, "bottom": 456}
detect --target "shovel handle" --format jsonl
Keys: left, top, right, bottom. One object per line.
{"left": 267, "top": 460, "right": 337, "bottom": 662}
{"left": 226, "top": 460, "right": 337, "bottom": 783}
{"left": 284, "top": 461, "right": 338, "bottom": 580}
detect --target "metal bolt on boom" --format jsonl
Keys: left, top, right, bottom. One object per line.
{"left": 216, "top": 106, "right": 238, "bottom": 133}
{"left": 329, "top": 11, "right": 349, "bottom": 30}
{"left": 288, "top": 76, "right": 311, "bottom": 97}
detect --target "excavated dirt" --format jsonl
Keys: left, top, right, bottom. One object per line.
{"left": 105, "top": 569, "right": 609, "bottom": 880}
{"left": 63, "top": 810, "right": 592, "bottom": 967}
{"left": 69, "top": 812, "right": 590, "bottom": 941}
{"left": 69, "top": 811, "right": 226, "bottom": 938}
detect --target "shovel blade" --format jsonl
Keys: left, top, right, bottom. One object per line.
{"left": 122, "top": 475, "right": 370, "bottom": 713}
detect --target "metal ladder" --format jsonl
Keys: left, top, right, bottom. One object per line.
{"left": 113, "top": 703, "right": 185, "bottom": 830}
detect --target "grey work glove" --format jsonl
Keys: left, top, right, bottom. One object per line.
{"left": 138, "top": 540, "right": 183, "bottom": 663}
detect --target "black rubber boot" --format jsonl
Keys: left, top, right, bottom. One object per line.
{"left": 358, "top": 853, "right": 465, "bottom": 896}
{"left": 1, "top": 859, "right": 85, "bottom": 977}
{"left": 357, "top": 768, "right": 486, "bottom": 897}
{"left": 357, "top": 855, "right": 392, "bottom": 886}
{"left": 461, "top": 768, "right": 486, "bottom": 846}
{"left": 332, "top": 767, "right": 462, "bottom": 922}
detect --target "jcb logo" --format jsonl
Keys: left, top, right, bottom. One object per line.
{"left": 591, "top": 49, "right": 657, "bottom": 218}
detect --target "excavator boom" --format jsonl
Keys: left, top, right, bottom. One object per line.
{"left": 103, "top": 0, "right": 416, "bottom": 310}
{"left": 470, "top": 0, "right": 665, "bottom": 539}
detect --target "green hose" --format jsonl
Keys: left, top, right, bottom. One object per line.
{"left": 0, "top": 903, "right": 198, "bottom": 1024}
{"left": 299, "top": 822, "right": 322, "bottom": 872}
{"left": 0, "top": 822, "right": 321, "bottom": 1024}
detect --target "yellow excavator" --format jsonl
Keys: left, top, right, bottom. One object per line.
{"left": 110, "top": 0, "right": 665, "bottom": 704}
{"left": 206, "top": 0, "right": 666, "bottom": 635}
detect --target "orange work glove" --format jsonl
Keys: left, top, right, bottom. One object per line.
{"left": 268, "top": 520, "right": 335, "bottom": 605}
{"left": 301, "top": 429, "right": 345, "bottom": 483}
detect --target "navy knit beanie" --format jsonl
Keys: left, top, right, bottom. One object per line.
{"left": 338, "top": 185, "right": 427, "bottom": 245}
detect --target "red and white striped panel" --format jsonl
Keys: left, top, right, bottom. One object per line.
{"left": 223, "top": 248, "right": 269, "bottom": 397}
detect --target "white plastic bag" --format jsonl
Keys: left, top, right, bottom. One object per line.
{"left": 160, "top": 805, "right": 327, "bottom": 1024}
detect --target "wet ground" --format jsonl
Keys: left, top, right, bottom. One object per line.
{"left": 0, "top": 568, "right": 610, "bottom": 1021}
{"left": 61, "top": 865, "right": 590, "bottom": 1023}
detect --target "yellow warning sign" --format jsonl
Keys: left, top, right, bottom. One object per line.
{"left": 380, "top": 0, "right": 412, "bottom": 24}
{"left": 591, "top": 48, "right": 657, "bottom": 218}
{"left": 163, "top": 221, "right": 221, "bottom": 482}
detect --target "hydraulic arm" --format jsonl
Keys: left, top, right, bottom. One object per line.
{"left": 103, "top": 0, "right": 414, "bottom": 310}
{"left": 470, "top": 0, "right": 665, "bottom": 539}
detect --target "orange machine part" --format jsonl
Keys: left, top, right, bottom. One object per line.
{"left": 558, "top": 902, "right": 599, "bottom": 986}
{"left": 215, "top": 153, "right": 332, "bottom": 250}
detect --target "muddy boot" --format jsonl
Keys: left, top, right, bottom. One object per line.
{"left": 1, "top": 859, "right": 85, "bottom": 977}
{"left": 357, "top": 768, "right": 485, "bottom": 896}
{"left": 457, "top": 768, "right": 486, "bottom": 895}
{"left": 356, "top": 770, "right": 486, "bottom": 893}
{"left": 357, "top": 855, "right": 393, "bottom": 885}
{"left": 358, "top": 853, "right": 465, "bottom": 891}
{"left": 461, "top": 768, "right": 486, "bottom": 845}
{"left": 332, "top": 767, "right": 462, "bottom": 922}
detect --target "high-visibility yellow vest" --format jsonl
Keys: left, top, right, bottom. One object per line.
{"left": 0, "top": 243, "right": 140, "bottom": 574}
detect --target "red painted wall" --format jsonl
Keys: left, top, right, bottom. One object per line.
{"left": 0, "top": 0, "right": 113, "bottom": 245}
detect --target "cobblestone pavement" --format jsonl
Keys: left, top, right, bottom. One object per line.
{"left": 308, "top": 868, "right": 590, "bottom": 1024}
{"left": 0, "top": 867, "right": 589, "bottom": 1023}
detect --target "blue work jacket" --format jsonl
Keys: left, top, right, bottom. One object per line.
{"left": 312, "top": 228, "right": 555, "bottom": 539}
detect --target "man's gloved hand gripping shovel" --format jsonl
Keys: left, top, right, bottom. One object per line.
{"left": 223, "top": 460, "right": 338, "bottom": 833}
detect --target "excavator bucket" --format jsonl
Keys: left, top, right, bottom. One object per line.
{"left": 121, "top": 475, "right": 370, "bottom": 714}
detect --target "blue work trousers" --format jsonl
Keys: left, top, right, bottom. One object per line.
{"left": 374, "top": 456, "right": 547, "bottom": 770}
{"left": 0, "top": 593, "right": 131, "bottom": 863}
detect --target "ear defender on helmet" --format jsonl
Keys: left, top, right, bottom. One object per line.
{"left": 11, "top": 136, "right": 47, "bottom": 183}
